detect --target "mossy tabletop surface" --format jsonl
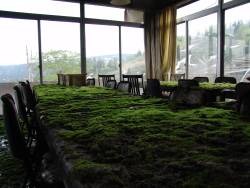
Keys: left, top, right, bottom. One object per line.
{"left": 160, "top": 81, "right": 236, "bottom": 90}
{"left": 35, "top": 85, "right": 250, "bottom": 188}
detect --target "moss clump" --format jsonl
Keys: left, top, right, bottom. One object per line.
{"left": 160, "top": 81, "right": 235, "bottom": 90}
{"left": 35, "top": 85, "right": 250, "bottom": 187}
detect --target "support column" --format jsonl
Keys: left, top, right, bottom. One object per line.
{"left": 80, "top": 2, "right": 86, "bottom": 75}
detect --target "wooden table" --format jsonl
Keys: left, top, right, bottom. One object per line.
{"left": 35, "top": 85, "right": 250, "bottom": 188}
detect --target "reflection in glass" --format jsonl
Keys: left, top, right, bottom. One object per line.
{"left": 85, "top": 24, "right": 119, "bottom": 81}
{"left": 41, "top": 21, "right": 80, "bottom": 82}
{"left": 177, "top": 0, "right": 217, "bottom": 19}
{"left": 121, "top": 27, "right": 145, "bottom": 78}
{"left": 224, "top": 3, "right": 250, "bottom": 82}
{"left": 176, "top": 23, "right": 186, "bottom": 75}
{"left": 188, "top": 14, "right": 217, "bottom": 81}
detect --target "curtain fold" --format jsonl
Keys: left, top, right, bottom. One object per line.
{"left": 144, "top": 6, "right": 177, "bottom": 80}
{"left": 160, "top": 7, "right": 177, "bottom": 80}
{"left": 144, "top": 11, "right": 162, "bottom": 80}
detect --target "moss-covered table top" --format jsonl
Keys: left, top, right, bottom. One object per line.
{"left": 35, "top": 85, "right": 250, "bottom": 188}
{"left": 160, "top": 81, "right": 236, "bottom": 90}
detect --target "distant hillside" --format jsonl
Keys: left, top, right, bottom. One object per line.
{"left": 0, "top": 64, "right": 32, "bottom": 83}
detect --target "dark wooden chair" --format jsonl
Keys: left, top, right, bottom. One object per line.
{"left": 1, "top": 94, "right": 35, "bottom": 187}
{"left": 13, "top": 85, "right": 34, "bottom": 147}
{"left": 106, "top": 80, "right": 117, "bottom": 89}
{"left": 170, "top": 73, "right": 185, "bottom": 81}
{"left": 214, "top": 77, "right": 237, "bottom": 101}
{"left": 193, "top": 77, "right": 209, "bottom": 83}
{"left": 117, "top": 81, "right": 131, "bottom": 93}
{"left": 214, "top": 76, "right": 237, "bottom": 84}
{"left": 98, "top": 74, "right": 115, "bottom": 87}
{"left": 235, "top": 82, "right": 250, "bottom": 113}
{"left": 122, "top": 74, "right": 144, "bottom": 96}
{"left": 146, "top": 79, "right": 162, "bottom": 97}
{"left": 178, "top": 79, "right": 199, "bottom": 89}
{"left": 86, "top": 78, "right": 95, "bottom": 86}
{"left": 19, "top": 81, "right": 37, "bottom": 114}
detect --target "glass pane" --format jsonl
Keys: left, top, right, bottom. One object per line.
{"left": 188, "top": 14, "right": 218, "bottom": 82}
{"left": 41, "top": 21, "right": 80, "bottom": 82}
{"left": 0, "top": 0, "right": 79, "bottom": 17}
{"left": 176, "top": 23, "right": 186, "bottom": 75}
{"left": 121, "top": 27, "right": 145, "bottom": 78}
{"left": 0, "top": 18, "right": 39, "bottom": 114}
{"left": 86, "top": 24, "right": 119, "bottom": 81}
{"left": 177, "top": 0, "right": 218, "bottom": 19}
{"left": 224, "top": 3, "right": 250, "bottom": 82}
{"left": 85, "top": 4, "right": 125, "bottom": 21}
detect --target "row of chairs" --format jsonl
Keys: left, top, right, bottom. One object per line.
{"left": 1, "top": 81, "right": 51, "bottom": 187}
{"left": 87, "top": 74, "right": 144, "bottom": 96}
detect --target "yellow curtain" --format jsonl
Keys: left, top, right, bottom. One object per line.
{"left": 159, "top": 6, "right": 177, "bottom": 80}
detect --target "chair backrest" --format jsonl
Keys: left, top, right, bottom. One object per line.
{"left": 117, "top": 81, "right": 131, "bottom": 93}
{"left": 1, "top": 94, "right": 28, "bottom": 160}
{"left": 98, "top": 74, "right": 115, "bottom": 87}
{"left": 215, "top": 76, "right": 237, "bottom": 84}
{"left": 170, "top": 73, "right": 185, "bottom": 81}
{"left": 236, "top": 82, "right": 250, "bottom": 101}
{"left": 19, "top": 81, "right": 36, "bottom": 112}
{"left": 178, "top": 79, "right": 199, "bottom": 89}
{"left": 146, "top": 79, "right": 161, "bottom": 97}
{"left": 193, "top": 77, "right": 209, "bottom": 83}
{"left": 106, "top": 80, "right": 117, "bottom": 89}
{"left": 13, "top": 85, "right": 29, "bottom": 125}
{"left": 86, "top": 78, "right": 95, "bottom": 86}
{"left": 122, "top": 74, "right": 143, "bottom": 96}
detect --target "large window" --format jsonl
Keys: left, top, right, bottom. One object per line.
{"left": 224, "top": 3, "right": 250, "bottom": 82}
{"left": 85, "top": 24, "right": 120, "bottom": 81}
{"left": 41, "top": 21, "right": 80, "bottom": 82}
{"left": 176, "top": 23, "right": 186, "bottom": 75}
{"left": 121, "top": 27, "right": 145, "bottom": 77}
{"left": 189, "top": 14, "right": 217, "bottom": 81}
{"left": 0, "top": 18, "right": 39, "bottom": 83}
{"left": 0, "top": 0, "right": 80, "bottom": 17}
{"left": 0, "top": 18, "right": 39, "bottom": 114}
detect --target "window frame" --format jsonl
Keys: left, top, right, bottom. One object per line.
{"left": 176, "top": 0, "right": 250, "bottom": 80}
{"left": 0, "top": 2, "right": 144, "bottom": 84}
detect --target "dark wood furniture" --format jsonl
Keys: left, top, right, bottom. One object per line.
{"left": 117, "top": 81, "right": 131, "bottom": 93}
{"left": 122, "top": 74, "right": 144, "bottom": 96}
{"left": 98, "top": 74, "right": 115, "bottom": 87}
{"left": 57, "top": 74, "right": 86, "bottom": 86}
{"left": 193, "top": 77, "right": 209, "bottom": 83}
{"left": 106, "top": 80, "right": 117, "bottom": 89}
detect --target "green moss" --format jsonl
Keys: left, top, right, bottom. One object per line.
{"left": 160, "top": 81, "right": 235, "bottom": 90}
{"left": 0, "top": 151, "right": 25, "bottom": 186}
{"left": 35, "top": 84, "right": 250, "bottom": 187}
